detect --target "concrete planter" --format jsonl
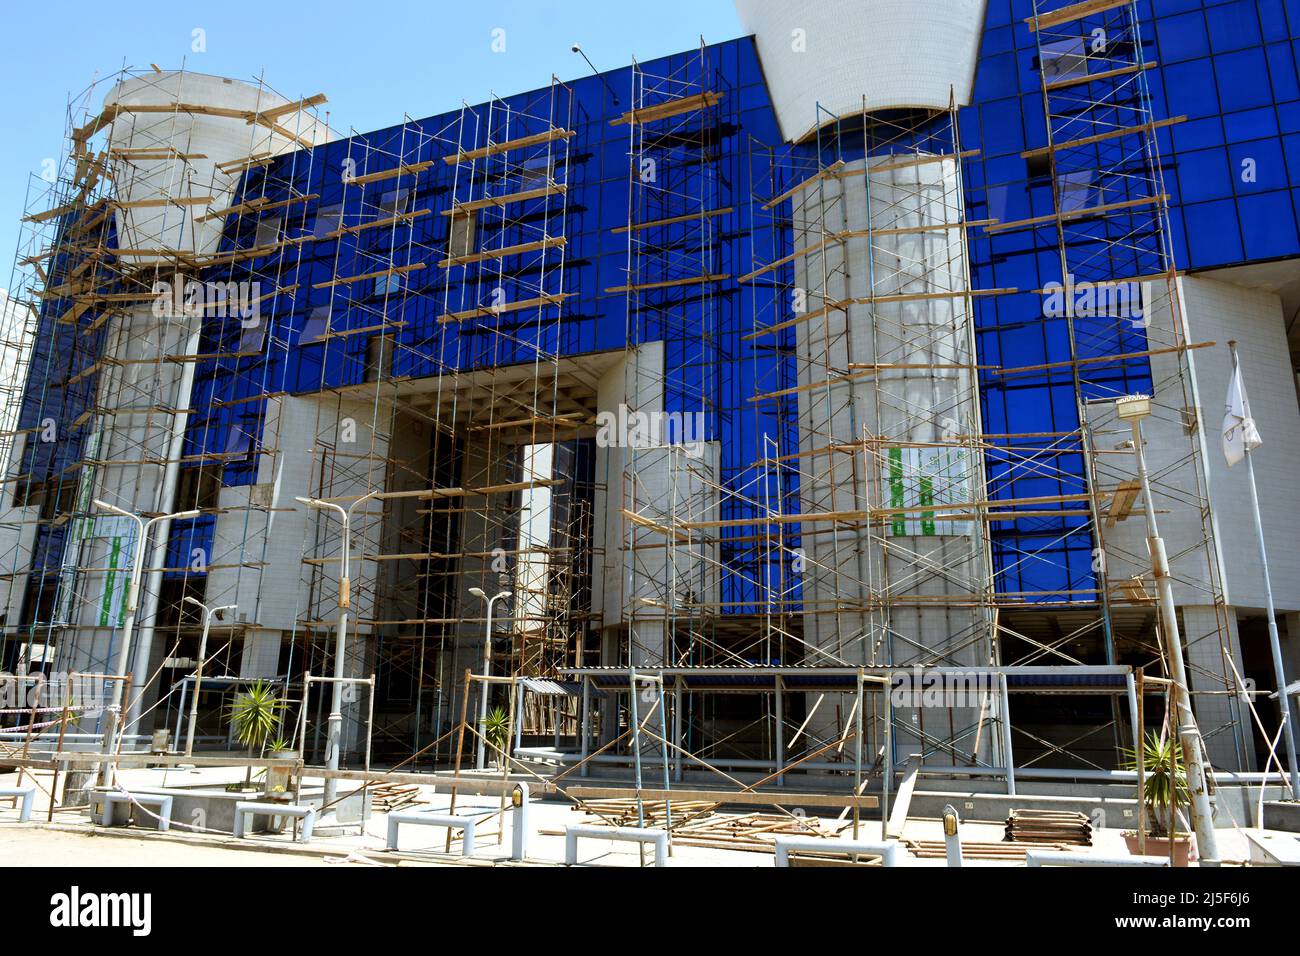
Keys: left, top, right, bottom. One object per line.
{"left": 1124, "top": 831, "right": 1194, "bottom": 866}
{"left": 263, "top": 751, "right": 299, "bottom": 797}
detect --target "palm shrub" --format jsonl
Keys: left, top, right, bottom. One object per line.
{"left": 1121, "top": 730, "right": 1189, "bottom": 837}
{"left": 484, "top": 706, "right": 511, "bottom": 765}
{"left": 227, "top": 680, "right": 287, "bottom": 788}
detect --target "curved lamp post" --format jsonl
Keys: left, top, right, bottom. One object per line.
{"left": 295, "top": 492, "right": 377, "bottom": 825}
{"left": 180, "top": 596, "right": 237, "bottom": 757}
{"left": 91, "top": 499, "right": 200, "bottom": 785}
{"left": 468, "top": 586, "right": 511, "bottom": 770}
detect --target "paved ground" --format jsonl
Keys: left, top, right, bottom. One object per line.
{"left": 0, "top": 767, "right": 1265, "bottom": 867}
{"left": 0, "top": 826, "right": 353, "bottom": 866}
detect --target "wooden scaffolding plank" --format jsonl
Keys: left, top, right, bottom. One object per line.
{"left": 1027, "top": 0, "right": 1132, "bottom": 32}
{"left": 216, "top": 152, "right": 276, "bottom": 175}
{"left": 832, "top": 149, "right": 981, "bottom": 182}
{"left": 112, "top": 195, "right": 215, "bottom": 210}
{"left": 247, "top": 93, "right": 327, "bottom": 124}
{"left": 612, "top": 206, "right": 733, "bottom": 235}
{"left": 194, "top": 191, "right": 319, "bottom": 224}
{"left": 345, "top": 160, "right": 435, "bottom": 186}
{"left": 1045, "top": 60, "right": 1154, "bottom": 92}
{"left": 985, "top": 194, "right": 1168, "bottom": 234}
{"left": 439, "top": 235, "right": 566, "bottom": 268}
{"left": 610, "top": 91, "right": 723, "bottom": 127}
{"left": 23, "top": 204, "right": 77, "bottom": 224}
{"left": 311, "top": 262, "right": 426, "bottom": 289}
{"left": 605, "top": 273, "right": 730, "bottom": 294}
{"left": 441, "top": 182, "right": 567, "bottom": 215}
{"left": 443, "top": 128, "right": 574, "bottom": 165}
{"left": 437, "top": 292, "right": 572, "bottom": 323}
{"left": 1105, "top": 479, "right": 1142, "bottom": 527}
{"left": 852, "top": 286, "right": 1016, "bottom": 306}
{"left": 109, "top": 147, "right": 208, "bottom": 161}
{"left": 738, "top": 235, "right": 844, "bottom": 284}
{"left": 742, "top": 298, "right": 851, "bottom": 341}
{"left": 991, "top": 339, "right": 1213, "bottom": 378}
{"left": 1021, "top": 117, "right": 1185, "bottom": 160}
{"left": 324, "top": 208, "right": 431, "bottom": 239}
{"left": 762, "top": 160, "right": 846, "bottom": 210}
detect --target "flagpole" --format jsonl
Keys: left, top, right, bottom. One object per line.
{"left": 1228, "top": 340, "right": 1300, "bottom": 801}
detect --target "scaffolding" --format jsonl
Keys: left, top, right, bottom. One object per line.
{"left": 1020, "top": 0, "right": 1249, "bottom": 770}
{"left": 2, "top": 14, "right": 1275, "bottom": 842}
{"left": 0, "top": 67, "right": 331, "bottom": 744}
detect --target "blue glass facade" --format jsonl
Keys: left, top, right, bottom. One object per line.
{"left": 15, "top": 1, "right": 1296, "bottom": 627}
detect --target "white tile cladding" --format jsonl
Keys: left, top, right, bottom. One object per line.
{"left": 734, "top": 0, "right": 988, "bottom": 141}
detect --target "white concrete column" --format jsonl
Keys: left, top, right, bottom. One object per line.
{"left": 1182, "top": 605, "right": 1253, "bottom": 771}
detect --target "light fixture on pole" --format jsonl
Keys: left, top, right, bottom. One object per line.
{"left": 571, "top": 43, "right": 620, "bottom": 106}
{"left": 1115, "top": 394, "right": 1220, "bottom": 864}
{"left": 468, "top": 586, "right": 511, "bottom": 770}
{"left": 295, "top": 492, "right": 377, "bottom": 829}
{"left": 90, "top": 500, "right": 201, "bottom": 785}
{"left": 181, "top": 597, "right": 237, "bottom": 757}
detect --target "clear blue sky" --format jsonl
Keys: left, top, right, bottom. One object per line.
{"left": 0, "top": 0, "right": 744, "bottom": 290}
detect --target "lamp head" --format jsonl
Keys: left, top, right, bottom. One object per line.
{"left": 571, "top": 43, "right": 582, "bottom": 53}
{"left": 183, "top": 596, "right": 204, "bottom": 609}
{"left": 1115, "top": 393, "right": 1152, "bottom": 422}
{"left": 468, "top": 587, "right": 487, "bottom": 600}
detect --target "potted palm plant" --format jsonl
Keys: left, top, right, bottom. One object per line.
{"left": 1122, "top": 730, "right": 1195, "bottom": 865}
{"left": 484, "top": 705, "right": 511, "bottom": 770}
{"left": 227, "top": 680, "right": 287, "bottom": 793}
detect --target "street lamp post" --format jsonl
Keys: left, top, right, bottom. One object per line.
{"left": 181, "top": 597, "right": 237, "bottom": 757}
{"left": 296, "top": 492, "right": 377, "bottom": 825}
{"left": 1115, "top": 394, "right": 1220, "bottom": 865}
{"left": 469, "top": 587, "right": 511, "bottom": 770}
{"left": 91, "top": 500, "right": 201, "bottom": 785}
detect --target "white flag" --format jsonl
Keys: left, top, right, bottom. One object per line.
{"left": 1222, "top": 364, "right": 1262, "bottom": 467}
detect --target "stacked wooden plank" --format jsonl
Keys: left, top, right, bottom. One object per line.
{"left": 371, "top": 783, "right": 422, "bottom": 813}
{"left": 574, "top": 797, "right": 719, "bottom": 828}
{"left": 669, "top": 812, "right": 839, "bottom": 852}
{"left": 905, "top": 839, "right": 1070, "bottom": 861}
{"left": 1005, "top": 809, "right": 1093, "bottom": 846}
{"left": 567, "top": 802, "right": 843, "bottom": 853}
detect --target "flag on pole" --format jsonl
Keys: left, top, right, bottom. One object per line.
{"left": 1222, "top": 363, "right": 1262, "bottom": 467}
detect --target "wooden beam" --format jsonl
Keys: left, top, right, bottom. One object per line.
{"left": 742, "top": 298, "right": 851, "bottom": 341}
{"left": 442, "top": 182, "right": 567, "bottom": 215}
{"left": 1028, "top": 0, "right": 1132, "bottom": 32}
{"left": 324, "top": 208, "right": 430, "bottom": 239}
{"left": 437, "top": 292, "right": 571, "bottom": 323}
{"left": 439, "top": 235, "right": 566, "bottom": 268}
{"left": 605, "top": 273, "right": 729, "bottom": 294}
{"left": 1021, "top": 117, "right": 1185, "bottom": 160}
{"left": 566, "top": 785, "right": 877, "bottom": 809}
{"left": 311, "top": 262, "right": 426, "bottom": 290}
{"left": 246, "top": 93, "right": 327, "bottom": 124}
{"left": 1105, "top": 479, "right": 1142, "bottom": 527}
{"left": 1046, "top": 60, "right": 1154, "bottom": 92}
{"left": 985, "top": 194, "right": 1168, "bottom": 234}
{"left": 610, "top": 91, "right": 723, "bottom": 127}
{"left": 443, "top": 128, "right": 574, "bottom": 165}
{"left": 762, "top": 160, "right": 846, "bottom": 210}
{"left": 612, "top": 206, "right": 733, "bottom": 235}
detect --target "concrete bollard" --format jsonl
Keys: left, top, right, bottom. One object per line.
{"left": 511, "top": 782, "right": 530, "bottom": 861}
